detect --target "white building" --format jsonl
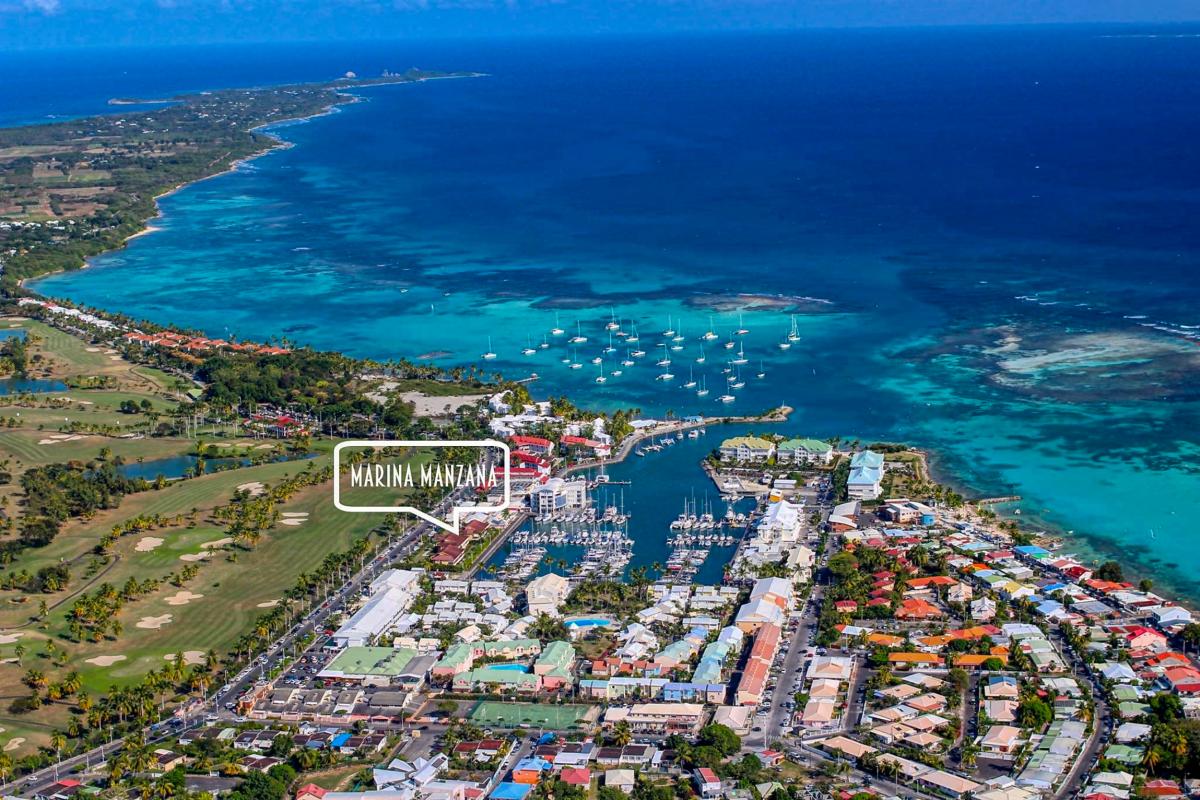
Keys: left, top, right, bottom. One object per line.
{"left": 532, "top": 478, "right": 588, "bottom": 515}
{"left": 526, "top": 572, "right": 570, "bottom": 618}
{"left": 333, "top": 569, "right": 422, "bottom": 647}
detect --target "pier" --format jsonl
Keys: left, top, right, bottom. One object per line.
{"left": 977, "top": 495, "right": 1022, "bottom": 505}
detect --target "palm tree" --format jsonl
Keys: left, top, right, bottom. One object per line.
{"left": 1144, "top": 745, "right": 1163, "bottom": 775}
{"left": 50, "top": 731, "right": 66, "bottom": 778}
{"left": 611, "top": 720, "right": 633, "bottom": 747}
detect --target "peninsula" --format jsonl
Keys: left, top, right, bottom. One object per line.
{"left": 0, "top": 68, "right": 478, "bottom": 290}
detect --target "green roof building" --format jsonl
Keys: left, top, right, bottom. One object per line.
{"left": 776, "top": 438, "right": 833, "bottom": 465}
{"left": 318, "top": 646, "right": 417, "bottom": 686}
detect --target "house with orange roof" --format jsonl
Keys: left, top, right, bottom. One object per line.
{"left": 895, "top": 598, "right": 944, "bottom": 620}
{"left": 887, "top": 652, "right": 943, "bottom": 667}
{"left": 867, "top": 632, "right": 905, "bottom": 647}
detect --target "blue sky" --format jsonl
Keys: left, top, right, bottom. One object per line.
{"left": 6, "top": 0, "right": 1200, "bottom": 49}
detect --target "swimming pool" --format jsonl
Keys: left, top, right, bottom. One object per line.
{"left": 487, "top": 663, "right": 529, "bottom": 672}
{"left": 565, "top": 617, "right": 614, "bottom": 628}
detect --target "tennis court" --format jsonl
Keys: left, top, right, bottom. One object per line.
{"left": 469, "top": 701, "right": 594, "bottom": 729}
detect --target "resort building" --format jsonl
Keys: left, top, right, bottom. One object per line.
{"left": 718, "top": 436, "right": 775, "bottom": 462}
{"left": 847, "top": 450, "right": 886, "bottom": 500}
{"left": 776, "top": 438, "right": 833, "bottom": 465}
{"left": 526, "top": 573, "right": 571, "bottom": 617}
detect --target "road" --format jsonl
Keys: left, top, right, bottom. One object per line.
{"left": 745, "top": 479, "right": 836, "bottom": 748}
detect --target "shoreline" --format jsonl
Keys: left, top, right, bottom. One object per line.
{"left": 21, "top": 73, "right": 485, "bottom": 291}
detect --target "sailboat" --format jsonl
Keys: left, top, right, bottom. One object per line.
{"left": 611, "top": 367, "right": 623, "bottom": 377}
{"left": 482, "top": 337, "right": 497, "bottom": 360}
{"left": 621, "top": 350, "right": 635, "bottom": 367}
{"left": 569, "top": 348, "right": 583, "bottom": 369}
{"left": 756, "top": 360, "right": 766, "bottom": 379}
{"left": 604, "top": 332, "right": 616, "bottom": 354}
{"left": 631, "top": 345, "right": 646, "bottom": 358}
{"left": 735, "top": 312, "right": 749, "bottom": 336}
{"left": 569, "top": 321, "right": 588, "bottom": 344}
{"left": 591, "top": 355, "right": 603, "bottom": 365}
{"left": 627, "top": 323, "right": 640, "bottom": 344}
{"left": 696, "top": 376, "right": 710, "bottom": 397}
{"left": 539, "top": 334, "right": 550, "bottom": 350}
{"left": 684, "top": 366, "right": 698, "bottom": 389}
{"left": 551, "top": 312, "right": 565, "bottom": 337}
{"left": 696, "top": 345, "right": 706, "bottom": 364}
{"left": 656, "top": 344, "right": 672, "bottom": 367}
{"left": 702, "top": 315, "right": 719, "bottom": 340}
{"left": 723, "top": 335, "right": 736, "bottom": 350}
{"left": 605, "top": 307, "right": 620, "bottom": 331}
{"left": 672, "top": 324, "right": 684, "bottom": 343}
{"left": 730, "top": 366, "right": 745, "bottom": 389}
{"left": 732, "top": 342, "right": 748, "bottom": 365}
{"left": 662, "top": 315, "right": 675, "bottom": 338}
{"left": 787, "top": 314, "right": 801, "bottom": 342}
{"left": 717, "top": 391, "right": 735, "bottom": 403}
{"left": 595, "top": 362, "right": 607, "bottom": 383}
{"left": 521, "top": 335, "right": 536, "bottom": 356}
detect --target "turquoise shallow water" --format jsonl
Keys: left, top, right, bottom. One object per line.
{"left": 28, "top": 30, "right": 1200, "bottom": 600}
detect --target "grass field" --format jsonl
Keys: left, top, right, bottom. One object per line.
{"left": 469, "top": 701, "right": 594, "bottom": 730}
{"left": 0, "top": 456, "right": 394, "bottom": 753}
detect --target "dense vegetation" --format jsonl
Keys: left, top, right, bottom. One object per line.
{"left": 6, "top": 461, "right": 148, "bottom": 559}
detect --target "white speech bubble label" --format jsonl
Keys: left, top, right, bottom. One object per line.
{"left": 333, "top": 439, "right": 511, "bottom": 533}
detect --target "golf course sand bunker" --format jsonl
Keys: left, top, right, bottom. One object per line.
{"left": 136, "top": 614, "right": 173, "bottom": 629}
{"left": 164, "top": 650, "right": 205, "bottom": 665}
{"left": 280, "top": 512, "right": 309, "bottom": 527}
{"left": 166, "top": 590, "right": 204, "bottom": 606}
{"left": 256, "top": 600, "right": 280, "bottom": 608}
{"left": 4, "top": 737, "right": 25, "bottom": 751}
{"left": 201, "top": 537, "right": 232, "bottom": 549}
{"left": 237, "top": 481, "right": 265, "bottom": 496}
{"left": 85, "top": 654, "right": 127, "bottom": 667}
{"left": 135, "top": 536, "right": 164, "bottom": 552}
{"left": 178, "top": 552, "right": 211, "bottom": 562}
{"left": 0, "top": 632, "right": 24, "bottom": 645}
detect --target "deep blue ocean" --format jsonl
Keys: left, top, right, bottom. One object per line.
{"left": 11, "top": 28, "right": 1200, "bottom": 597}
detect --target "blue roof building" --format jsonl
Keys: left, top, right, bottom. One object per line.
{"left": 491, "top": 783, "right": 533, "bottom": 800}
